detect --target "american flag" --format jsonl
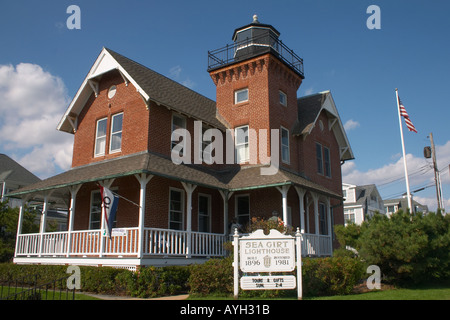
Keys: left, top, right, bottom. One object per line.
{"left": 398, "top": 97, "right": 417, "bottom": 133}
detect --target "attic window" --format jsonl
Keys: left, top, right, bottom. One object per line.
{"left": 108, "top": 85, "right": 117, "bottom": 99}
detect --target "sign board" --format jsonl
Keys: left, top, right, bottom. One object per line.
{"left": 240, "top": 275, "right": 296, "bottom": 290}
{"left": 233, "top": 228, "right": 303, "bottom": 299}
{"left": 111, "top": 228, "right": 127, "bottom": 237}
{"left": 239, "top": 231, "right": 295, "bottom": 272}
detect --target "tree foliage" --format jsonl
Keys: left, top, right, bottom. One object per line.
{"left": 0, "top": 200, "right": 39, "bottom": 262}
{"left": 335, "top": 210, "right": 450, "bottom": 285}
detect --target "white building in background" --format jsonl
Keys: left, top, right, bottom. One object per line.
{"left": 383, "top": 196, "right": 429, "bottom": 216}
{"left": 342, "top": 183, "right": 385, "bottom": 225}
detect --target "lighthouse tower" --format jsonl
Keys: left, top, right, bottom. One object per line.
{"left": 207, "top": 15, "right": 304, "bottom": 167}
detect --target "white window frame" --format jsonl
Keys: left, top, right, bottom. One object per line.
{"left": 89, "top": 190, "right": 102, "bottom": 230}
{"left": 281, "top": 126, "right": 290, "bottom": 164}
{"left": 171, "top": 113, "right": 187, "bottom": 153}
{"left": 235, "top": 125, "right": 249, "bottom": 163}
{"left": 344, "top": 208, "right": 356, "bottom": 224}
{"left": 279, "top": 90, "right": 287, "bottom": 106}
{"left": 94, "top": 117, "right": 107, "bottom": 157}
{"left": 168, "top": 187, "right": 184, "bottom": 231}
{"left": 234, "top": 88, "right": 249, "bottom": 104}
{"left": 235, "top": 194, "right": 250, "bottom": 227}
{"left": 198, "top": 193, "right": 212, "bottom": 233}
{"left": 109, "top": 112, "right": 123, "bottom": 153}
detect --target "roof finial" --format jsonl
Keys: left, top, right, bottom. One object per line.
{"left": 253, "top": 14, "right": 259, "bottom": 23}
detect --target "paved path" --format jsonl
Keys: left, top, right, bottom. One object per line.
{"left": 83, "top": 293, "right": 189, "bottom": 300}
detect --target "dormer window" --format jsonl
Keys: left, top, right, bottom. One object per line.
{"left": 235, "top": 88, "right": 249, "bottom": 104}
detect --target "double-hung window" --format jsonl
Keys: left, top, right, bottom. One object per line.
{"left": 236, "top": 195, "right": 250, "bottom": 227}
{"left": 316, "top": 143, "right": 323, "bottom": 175}
{"left": 281, "top": 127, "right": 290, "bottom": 164}
{"left": 279, "top": 90, "right": 287, "bottom": 106}
{"left": 89, "top": 190, "right": 117, "bottom": 230}
{"left": 316, "top": 143, "right": 331, "bottom": 177}
{"left": 169, "top": 188, "right": 184, "bottom": 230}
{"left": 235, "top": 125, "right": 249, "bottom": 163}
{"left": 235, "top": 88, "right": 248, "bottom": 104}
{"left": 110, "top": 113, "right": 123, "bottom": 153}
{"left": 171, "top": 113, "right": 187, "bottom": 152}
{"left": 94, "top": 118, "right": 108, "bottom": 157}
{"left": 323, "top": 147, "right": 331, "bottom": 177}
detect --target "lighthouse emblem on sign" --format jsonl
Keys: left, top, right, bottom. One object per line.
{"left": 263, "top": 255, "right": 271, "bottom": 268}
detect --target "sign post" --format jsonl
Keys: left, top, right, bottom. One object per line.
{"left": 233, "top": 228, "right": 303, "bottom": 300}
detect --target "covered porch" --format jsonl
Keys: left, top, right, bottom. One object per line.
{"left": 9, "top": 152, "right": 339, "bottom": 270}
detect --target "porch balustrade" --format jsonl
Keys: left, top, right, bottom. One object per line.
{"left": 15, "top": 228, "right": 332, "bottom": 259}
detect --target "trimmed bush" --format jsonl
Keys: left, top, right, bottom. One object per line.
{"left": 188, "top": 257, "right": 233, "bottom": 296}
{"left": 302, "top": 256, "right": 365, "bottom": 297}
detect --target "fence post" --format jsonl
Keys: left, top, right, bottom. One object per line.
{"left": 296, "top": 227, "right": 303, "bottom": 300}
{"left": 233, "top": 228, "right": 239, "bottom": 299}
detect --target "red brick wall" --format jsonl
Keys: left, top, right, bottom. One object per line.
{"left": 73, "top": 175, "right": 224, "bottom": 234}
{"left": 72, "top": 71, "right": 149, "bottom": 168}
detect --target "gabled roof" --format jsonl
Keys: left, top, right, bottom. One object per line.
{"left": 353, "top": 184, "right": 380, "bottom": 206}
{"left": 0, "top": 154, "right": 41, "bottom": 185}
{"left": 57, "top": 48, "right": 228, "bottom": 134}
{"left": 292, "top": 91, "right": 354, "bottom": 162}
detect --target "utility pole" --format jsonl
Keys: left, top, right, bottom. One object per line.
{"left": 429, "top": 133, "right": 444, "bottom": 212}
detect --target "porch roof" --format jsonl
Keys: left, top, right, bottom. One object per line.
{"left": 7, "top": 152, "right": 342, "bottom": 200}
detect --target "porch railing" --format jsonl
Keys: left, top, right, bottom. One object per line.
{"left": 15, "top": 227, "right": 227, "bottom": 258}
{"left": 15, "top": 229, "right": 332, "bottom": 259}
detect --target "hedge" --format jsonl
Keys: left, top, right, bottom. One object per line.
{"left": 0, "top": 254, "right": 365, "bottom": 298}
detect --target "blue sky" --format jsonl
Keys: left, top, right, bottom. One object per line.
{"left": 0, "top": 0, "right": 449, "bottom": 212}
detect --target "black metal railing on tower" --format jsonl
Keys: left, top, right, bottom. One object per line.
{"left": 208, "top": 33, "right": 304, "bottom": 78}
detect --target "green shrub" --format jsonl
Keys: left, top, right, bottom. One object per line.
{"left": 188, "top": 257, "right": 233, "bottom": 296}
{"left": 302, "top": 256, "right": 365, "bottom": 297}
{"left": 336, "top": 211, "right": 450, "bottom": 285}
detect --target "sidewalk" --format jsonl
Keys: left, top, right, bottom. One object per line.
{"left": 82, "top": 293, "right": 189, "bottom": 300}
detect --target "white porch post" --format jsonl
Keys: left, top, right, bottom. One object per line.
{"left": 312, "top": 192, "right": 320, "bottom": 235}
{"left": 135, "top": 173, "right": 153, "bottom": 258}
{"left": 38, "top": 193, "right": 52, "bottom": 257}
{"left": 66, "top": 185, "right": 81, "bottom": 257}
{"left": 219, "top": 190, "right": 233, "bottom": 235}
{"left": 295, "top": 187, "right": 306, "bottom": 234}
{"left": 98, "top": 179, "right": 114, "bottom": 257}
{"left": 14, "top": 196, "right": 30, "bottom": 258}
{"left": 326, "top": 198, "right": 332, "bottom": 237}
{"left": 181, "top": 182, "right": 197, "bottom": 258}
{"left": 276, "top": 185, "right": 290, "bottom": 225}
{"left": 326, "top": 197, "right": 332, "bottom": 256}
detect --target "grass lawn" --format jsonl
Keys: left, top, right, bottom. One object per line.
{"left": 310, "top": 285, "right": 450, "bottom": 300}
{"left": 0, "top": 285, "right": 100, "bottom": 300}
{"left": 188, "top": 283, "right": 450, "bottom": 300}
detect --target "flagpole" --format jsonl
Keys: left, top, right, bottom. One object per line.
{"left": 395, "top": 88, "right": 413, "bottom": 212}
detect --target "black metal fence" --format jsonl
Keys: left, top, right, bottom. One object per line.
{"left": 0, "top": 274, "right": 76, "bottom": 300}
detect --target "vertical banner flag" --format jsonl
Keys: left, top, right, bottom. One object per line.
{"left": 398, "top": 96, "right": 418, "bottom": 133}
{"left": 99, "top": 186, "right": 119, "bottom": 238}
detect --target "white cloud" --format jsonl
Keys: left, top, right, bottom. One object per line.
{"left": 344, "top": 119, "right": 360, "bottom": 131}
{"left": 169, "top": 65, "right": 196, "bottom": 89}
{"left": 169, "top": 65, "right": 182, "bottom": 79}
{"left": 0, "top": 63, "right": 73, "bottom": 178}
